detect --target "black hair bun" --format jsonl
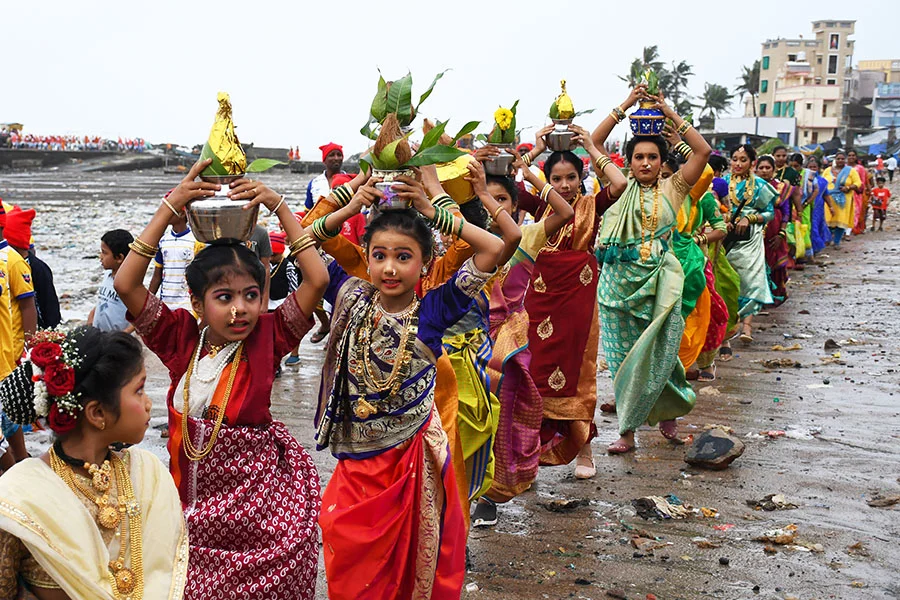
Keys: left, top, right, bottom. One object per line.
{"left": 0, "top": 362, "right": 37, "bottom": 425}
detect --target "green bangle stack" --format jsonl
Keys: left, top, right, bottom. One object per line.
{"left": 312, "top": 216, "right": 340, "bottom": 242}
{"left": 331, "top": 184, "right": 353, "bottom": 207}
{"left": 431, "top": 193, "right": 457, "bottom": 211}
{"left": 428, "top": 206, "right": 458, "bottom": 236}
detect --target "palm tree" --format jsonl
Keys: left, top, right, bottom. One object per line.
{"left": 735, "top": 60, "right": 761, "bottom": 117}
{"left": 667, "top": 60, "right": 694, "bottom": 106}
{"left": 700, "top": 83, "right": 733, "bottom": 121}
{"left": 620, "top": 46, "right": 666, "bottom": 86}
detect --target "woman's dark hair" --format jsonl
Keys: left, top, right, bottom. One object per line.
{"left": 625, "top": 136, "right": 668, "bottom": 163}
{"left": 756, "top": 154, "right": 776, "bottom": 168}
{"left": 789, "top": 153, "right": 804, "bottom": 165}
{"left": 362, "top": 209, "right": 434, "bottom": 261}
{"left": 460, "top": 196, "right": 489, "bottom": 231}
{"left": 72, "top": 327, "right": 144, "bottom": 419}
{"left": 485, "top": 174, "right": 518, "bottom": 207}
{"left": 708, "top": 154, "right": 729, "bottom": 173}
{"left": 543, "top": 151, "right": 584, "bottom": 181}
{"left": 101, "top": 229, "right": 134, "bottom": 259}
{"left": 663, "top": 155, "right": 681, "bottom": 173}
{"left": 730, "top": 143, "right": 757, "bottom": 162}
{"left": 806, "top": 155, "right": 820, "bottom": 167}
{"left": 186, "top": 241, "right": 267, "bottom": 298}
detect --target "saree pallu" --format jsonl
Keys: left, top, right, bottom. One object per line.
{"left": 764, "top": 181, "right": 792, "bottom": 306}
{"left": 700, "top": 259, "right": 728, "bottom": 353}
{"left": 527, "top": 250, "right": 599, "bottom": 465}
{"left": 673, "top": 232, "right": 711, "bottom": 367}
{"left": 810, "top": 178, "right": 831, "bottom": 253}
{"left": 179, "top": 416, "right": 320, "bottom": 599}
{"left": 319, "top": 413, "right": 466, "bottom": 600}
{"left": 852, "top": 165, "right": 868, "bottom": 234}
{"left": 444, "top": 324, "right": 500, "bottom": 501}
{"left": 727, "top": 224, "right": 773, "bottom": 319}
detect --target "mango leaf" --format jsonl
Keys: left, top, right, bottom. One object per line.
{"left": 200, "top": 142, "right": 229, "bottom": 176}
{"left": 420, "top": 120, "right": 449, "bottom": 151}
{"left": 549, "top": 102, "right": 560, "bottom": 120}
{"left": 360, "top": 117, "right": 380, "bottom": 141}
{"left": 451, "top": 120, "right": 480, "bottom": 144}
{"left": 374, "top": 133, "right": 414, "bottom": 170}
{"left": 359, "top": 155, "right": 372, "bottom": 173}
{"left": 247, "top": 158, "right": 285, "bottom": 173}
{"left": 475, "top": 133, "right": 488, "bottom": 142}
{"left": 416, "top": 70, "right": 449, "bottom": 111}
{"left": 370, "top": 71, "right": 389, "bottom": 123}
{"left": 574, "top": 109, "right": 596, "bottom": 117}
{"left": 405, "top": 145, "right": 466, "bottom": 167}
{"left": 386, "top": 72, "right": 414, "bottom": 126}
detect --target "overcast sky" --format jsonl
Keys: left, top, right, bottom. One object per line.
{"left": 5, "top": 0, "right": 896, "bottom": 158}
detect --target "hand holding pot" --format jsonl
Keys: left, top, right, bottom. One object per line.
{"left": 464, "top": 160, "right": 489, "bottom": 196}
{"left": 392, "top": 174, "right": 433, "bottom": 218}
{"left": 534, "top": 124, "right": 554, "bottom": 155}
{"left": 473, "top": 145, "right": 502, "bottom": 164}
{"left": 166, "top": 158, "right": 220, "bottom": 211}
{"left": 347, "top": 176, "right": 383, "bottom": 213}
{"left": 569, "top": 124, "right": 596, "bottom": 152}
{"left": 228, "top": 178, "right": 282, "bottom": 212}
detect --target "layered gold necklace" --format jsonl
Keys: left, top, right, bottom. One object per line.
{"left": 728, "top": 173, "right": 756, "bottom": 210}
{"left": 352, "top": 292, "right": 420, "bottom": 419}
{"left": 50, "top": 446, "right": 143, "bottom": 599}
{"left": 638, "top": 183, "right": 661, "bottom": 262}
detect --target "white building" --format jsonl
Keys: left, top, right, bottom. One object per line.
{"left": 714, "top": 117, "right": 796, "bottom": 147}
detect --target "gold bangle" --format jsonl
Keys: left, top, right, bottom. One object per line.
{"left": 268, "top": 195, "right": 285, "bottom": 216}
{"left": 130, "top": 237, "right": 157, "bottom": 255}
{"left": 289, "top": 234, "right": 316, "bottom": 257}
{"left": 128, "top": 241, "right": 157, "bottom": 260}
{"left": 431, "top": 193, "right": 457, "bottom": 211}
{"left": 162, "top": 198, "right": 180, "bottom": 218}
{"left": 677, "top": 121, "right": 692, "bottom": 136}
{"left": 522, "top": 153, "right": 533, "bottom": 167}
{"left": 492, "top": 205, "right": 505, "bottom": 221}
{"left": 595, "top": 155, "right": 612, "bottom": 172}
{"left": 675, "top": 142, "right": 693, "bottom": 159}
{"left": 611, "top": 107, "right": 626, "bottom": 123}
{"left": 539, "top": 183, "right": 552, "bottom": 202}
{"left": 330, "top": 184, "right": 353, "bottom": 207}
{"left": 311, "top": 216, "right": 339, "bottom": 242}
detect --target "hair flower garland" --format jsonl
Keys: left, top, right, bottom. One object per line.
{"left": 23, "top": 329, "right": 84, "bottom": 420}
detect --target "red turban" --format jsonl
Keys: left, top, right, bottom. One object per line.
{"left": 4, "top": 208, "right": 35, "bottom": 249}
{"left": 0, "top": 203, "right": 5, "bottom": 229}
{"left": 516, "top": 143, "right": 534, "bottom": 154}
{"left": 331, "top": 173, "right": 354, "bottom": 188}
{"left": 269, "top": 231, "right": 286, "bottom": 256}
{"left": 319, "top": 142, "right": 343, "bottom": 162}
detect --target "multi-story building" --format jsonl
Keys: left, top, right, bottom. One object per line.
{"left": 747, "top": 20, "right": 855, "bottom": 143}
{"left": 857, "top": 60, "right": 900, "bottom": 84}
{"left": 872, "top": 83, "right": 900, "bottom": 129}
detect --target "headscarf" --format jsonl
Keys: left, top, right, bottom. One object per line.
{"left": 711, "top": 177, "right": 728, "bottom": 202}
{"left": 4, "top": 208, "right": 35, "bottom": 249}
{"left": 330, "top": 173, "right": 354, "bottom": 188}
{"left": 269, "top": 231, "right": 286, "bottom": 256}
{"left": 0, "top": 203, "right": 6, "bottom": 229}
{"left": 319, "top": 142, "right": 343, "bottom": 162}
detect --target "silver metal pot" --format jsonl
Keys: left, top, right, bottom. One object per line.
{"left": 200, "top": 174, "right": 244, "bottom": 197}
{"left": 186, "top": 199, "right": 259, "bottom": 243}
{"left": 484, "top": 149, "right": 515, "bottom": 176}
{"left": 373, "top": 169, "right": 415, "bottom": 210}
{"left": 547, "top": 130, "right": 575, "bottom": 152}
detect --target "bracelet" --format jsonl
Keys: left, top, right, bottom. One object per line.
{"left": 610, "top": 107, "right": 626, "bottom": 123}
{"left": 539, "top": 183, "right": 552, "bottom": 202}
{"left": 128, "top": 239, "right": 158, "bottom": 260}
{"left": 289, "top": 234, "right": 316, "bottom": 257}
{"left": 268, "top": 195, "right": 285, "bottom": 217}
{"left": 330, "top": 184, "right": 353, "bottom": 208}
{"left": 674, "top": 142, "right": 693, "bottom": 159}
{"left": 491, "top": 205, "right": 505, "bottom": 221}
{"left": 431, "top": 193, "right": 457, "bottom": 211}
{"left": 676, "top": 121, "right": 692, "bottom": 136}
{"left": 428, "top": 206, "right": 456, "bottom": 236}
{"left": 522, "top": 153, "right": 533, "bottom": 167}
{"left": 595, "top": 155, "right": 613, "bottom": 172}
{"left": 162, "top": 198, "right": 181, "bottom": 218}
{"left": 311, "top": 216, "right": 340, "bottom": 242}
{"left": 455, "top": 215, "right": 465, "bottom": 238}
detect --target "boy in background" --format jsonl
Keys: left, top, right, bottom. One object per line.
{"left": 871, "top": 176, "right": 891, "bottom": 231}
{"left": 88, "top": 229, "right": 134, "bottom": 333}
{"left": 149, "top": 209, "right": 195, "bottom": 312}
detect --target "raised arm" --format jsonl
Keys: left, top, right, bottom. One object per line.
{"left": 114, "top": 159, "right": 220, "bottom": 316}
{"left": 394, "top": 169, "right": 504, "bottom": 274}
{"left": 591, "top": 85, "right": 645, "bottom": 150}
{"left": 650, "top": 94, "right": 711, "bottom": 187}
{"left": 467, "top": 159, "right": 521, "bottom": 266}
{"left": 571, "top": 124, "right": 627, "bottom": 199}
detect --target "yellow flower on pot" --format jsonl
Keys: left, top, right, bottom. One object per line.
{"left": 494, "top": 107, "right": 514, "bottom": 131}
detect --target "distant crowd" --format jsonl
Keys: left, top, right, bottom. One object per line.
{"left": 0, "top": 129, "right": 146, "bottom": 152}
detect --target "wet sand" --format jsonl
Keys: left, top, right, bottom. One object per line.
{"left": 3, "top": 167, "right": 898, "bottom": 599}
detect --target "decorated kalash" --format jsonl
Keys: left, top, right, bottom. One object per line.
{"left": 112, "top": 92, "right": 326, "bottom": 598}
{"left": 0, "top": 327, "right": 187, "bottom": 599}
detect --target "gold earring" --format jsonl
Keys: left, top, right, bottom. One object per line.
{"left": 230, "top": 306, "right": 237, "bottom": 325}
{"left": 100, "top": 421, "right": 106, "bottom": 431}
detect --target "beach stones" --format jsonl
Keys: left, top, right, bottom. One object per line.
{"left": 685, "top": 429, "right": 745, "bottom": 470}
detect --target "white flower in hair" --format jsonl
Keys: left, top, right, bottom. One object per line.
{"left": 33, "top": 381, "right": 50, "bottom": 417}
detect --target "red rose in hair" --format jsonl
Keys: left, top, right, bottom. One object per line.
{"left": 30, "top": 342, "right": 63, "bottom": 369}
{"left": 43, "top": 363, "right": 75, "bottom": 397}
{"left": 48, "top": 403, "right": 78, "bottom": 435}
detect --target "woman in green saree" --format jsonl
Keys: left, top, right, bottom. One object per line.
{"left": 591, "top": 87, "right": 711, "bottom": 454}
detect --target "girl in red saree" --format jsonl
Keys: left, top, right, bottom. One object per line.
{"left": 311, "top": 173, "right": 505, "bottom": 599}
{"left": 757, "top": 155, "right": 792, "bottom": 306}
{"left": 521, "top": 125, "right": 626, "bottom": 478}
{"left": 115, "top": 159, "right": 329, "bottom": 599}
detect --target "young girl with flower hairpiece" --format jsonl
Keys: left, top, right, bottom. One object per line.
{"left": 113, "top": 159, "right": 329, "bottom": 599}
{"left": 0, "top": 326, "right": 188, "bottom": 599}
{"left": 311, "top": 169, "right": 505, "bottom": 599}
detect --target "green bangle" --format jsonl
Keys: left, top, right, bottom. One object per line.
{"left": 431, "top": 193, "right": 457, "bottom": 211}
{"left": 455, "top": 215, "right": 465, "bottom": 238}
{"left": 331, "top": 184, "right": 353, "bottom": 207}
{"left": 312, "top": 216, "right": 339, "bottom": 242}
{"left": 428, "top": 206, "right": 455, "bottom": 236}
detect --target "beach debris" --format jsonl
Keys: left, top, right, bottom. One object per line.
{"left": 698, "top": 386, "right": 721, "bottom": 396}
{"left": 702, "top": 423, "right": 734, "bottom": 434}
{"left": 746, "top": 494, "right": 798, "bottom": 511}
{"left": 791, "top": 540, "right": 825, "bottom": 553}
{"left": 754, "top": 524, "right": 798, "bottom": 545}
{"left": 771, "top": 343, "right": 802, "bottom": 352}
{"left": 847, "top": 541, "right": 870, "bottom": 557}
{"left": 606, "top": 589, "right": 627, "bottom": 599}
{"left": 465, "top": 582, "right": 479, "bottom": 593}
{"left": 539, "top": 498, "right": 589, "bottom": 513}
{"left": 866, "top": 494, "right": 900, "bottom": 508}
{"left": 692, "top": 537, "right": 722, "bottom": 549}
{"left": 632, "top": 495, "right": 691, "bottom": 520}
{"left": 762, "top": 358, "right": 801, "bottom": 369}
{"left": 713, "top": 524, "right": 735, "bottom": 532}
{"left": 685, "top": 429, "right": 745, "bottom": 470}
{"left": 718, "top": 557, "right": 730, "bottom": 565}
{"left": 699, "top": 507, "right": 719, "bottom": 518}
{"left": 824, "top": 338, "right": 842, "bottom": 350}
{"left": 631, "top": 536, "right": 671, "bottom": 553}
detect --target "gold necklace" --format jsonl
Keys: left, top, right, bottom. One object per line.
{"left": 352, "top": 292, "right": 419, "bottom": 419}
{"left": 638, "top": 182, "right": 661, "bottom": 262}
{"left": 182, "top": 341, "right": 243, "bottom": 461}
{"left": 205, "top": 339, "right": 227, "bottom": 359}
{"left": 728, "top": 174, "right": 756, "bottom": 211}
{"left": 50, "top": 448, "right": 144, "bottom": 599}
